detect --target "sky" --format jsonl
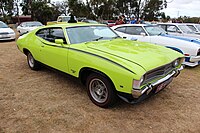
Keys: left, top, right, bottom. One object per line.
{"left": 52, "top": 0, "right": 200, "bottom": 18}
{"left": 162, "top": 0, "right": 200, "bottom": 18}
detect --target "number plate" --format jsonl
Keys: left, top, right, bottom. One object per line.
{"left": 155, "top": 78, "right": 172, "bottom": 93}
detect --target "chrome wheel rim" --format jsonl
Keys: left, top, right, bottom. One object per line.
{"left": 28, "top": 54, "right": 34, "bottom": 68}
{"left": 89, "top": 78, "right": 108, "bottom": 103}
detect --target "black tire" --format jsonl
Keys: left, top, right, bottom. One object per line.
{"left": 86, "top": 73, "right": 118, "bottom": 108}
{"left": 27, "top": 52, "right": 40, "bottom": 70}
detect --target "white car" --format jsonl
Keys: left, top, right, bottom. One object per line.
{"left": 0, "top": 21, "right": 15, "bottom": 41}
{"left": 111, "top": 24, "right": 200, "bottom": 67}
{"left": 17, "top": 21, "right": 43, "bottom": 35}
{"left": 158, "top": 23, "right": 200, "bottom": 39}
{"left": 186, "top": 23, "right": 200, "bottom": 35}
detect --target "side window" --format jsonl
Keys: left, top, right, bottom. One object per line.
{"left": 115, "top": 27, "right": 126, "bottom": 33}
{"left": 36, "top": 29, "right": 48, "bottom": 39}
{"left": 47, "top": 28, "right": 67, "bottom": 44}
{"left": 167, "top": 25, "right": 178, "bottom": 32}
{"left": 36, "top": 28, "right": 67, "bottom": 44}
{"left": 158, "top": 25, "right": 166, "bottom": 31}
{"left": 126, "top": 26, "right": 145, "bottom": 35}
{"left": 187, "top": 25, "right": 196, "bottom": 31}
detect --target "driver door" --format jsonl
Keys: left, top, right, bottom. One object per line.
{"left": 36, "top": 27, "right": 69, "bottom": 73}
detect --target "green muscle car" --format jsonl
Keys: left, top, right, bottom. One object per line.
{"left": 17, "top": 23, "right": 184, "bottom": 108}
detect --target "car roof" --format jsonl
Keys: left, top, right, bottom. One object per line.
{"left": 112, "top": 24, "right": 154, "bottom": 28}
{"left": 185, "top": 23, "right": 199, "bottom": 26}
{"left": 158, "top": 23, "right": 186, "bottom": 25}
{"left": 22, "top": 21, "right": 41, "bottom": 23}
{"left": 45, "top": 23, "right": 105, "bottom": 28}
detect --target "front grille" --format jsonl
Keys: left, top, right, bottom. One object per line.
{"left": 142, "top": 62, "right": 174, "bottom": 85}
{"left": 0, "top": 32, "right": 9, "bottom": 35}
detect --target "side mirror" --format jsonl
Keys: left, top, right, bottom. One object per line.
{"left": 140, "top": 32, "right": 146, "bottom": 36}
{"left": 55, "top": 39, "right": 64, "bottom": 45}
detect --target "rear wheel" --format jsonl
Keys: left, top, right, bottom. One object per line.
{"left": 27, "top": 52, "right": 40, "bottom": 70}
{"left": 86, "top": 73, "right": 117, "bottom": 108}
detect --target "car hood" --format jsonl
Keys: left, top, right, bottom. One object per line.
{"left": 0, "top": 27, "right": 14, "bottom": 33}
{"left": 84, "top": 39, "right": 183, "bottom": 72}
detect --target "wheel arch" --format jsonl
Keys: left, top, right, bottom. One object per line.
{"left": 23, "top": 48, "right": 30, "bottom": 56}
{"left": 79, "top": 67, "right": 115, "bottom": 87}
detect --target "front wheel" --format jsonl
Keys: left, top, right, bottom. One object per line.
{"left": 27, "top": 52, "right": 40, "bottom": 70}
{"left": 86, "top": 73, "right": 118, "bottom": 108}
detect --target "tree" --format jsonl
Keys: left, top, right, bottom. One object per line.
{"left": 54, "top": 0, "right": 68, "bottom": 15}
{"left": 20, "top": 0, "right": 61, "bottom": 24}
{"left": 0, "top": 0, "right": 14, "bottom": 22}
{"left": 142, "top": 0, "right": 167, "bottom": 21}
{"left": 31, "top": 1, "right": 60, "bottom": 24}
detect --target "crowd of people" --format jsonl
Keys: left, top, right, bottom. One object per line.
{"left": 115, "top": 15, "right": 144, "bottom": 25}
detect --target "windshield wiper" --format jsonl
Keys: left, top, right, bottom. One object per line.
{"left": 112, "top": 36, "right": 120, "bottom": 39}
{"left": 158, "top": 32, "right": 163, "bottom": 36}
{"left": 92, "top": 37, "right": 103, "bottom": 41}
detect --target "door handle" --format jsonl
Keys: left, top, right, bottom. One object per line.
{"left": 41, "top": 45, "right": 44, "bottom": 47}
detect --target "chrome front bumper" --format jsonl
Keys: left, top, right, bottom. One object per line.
{"left": 132, "top": 66, "right": 183, "bottom": 99}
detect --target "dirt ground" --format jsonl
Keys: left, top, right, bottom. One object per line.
{"left": 0, "top": 40, "right": 200, "bottom": 133}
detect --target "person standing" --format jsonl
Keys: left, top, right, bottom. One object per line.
{"left": 115, "top": 16, "right": 125, "bottom": 25}
{"left": 121, "top": 15, "right": 127, "bottom": 24}
{"left": 129, "top": 15, "right": 137, "bottom": 24}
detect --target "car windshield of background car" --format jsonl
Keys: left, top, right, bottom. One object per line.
{"left": 145, "top": 26, "right": 167, "bottom": 36}
{"left": 179, "top": 25, "right": 194, "bottom": 34}
{"left": 0, "top": 22, "right": 8, "bottom": 28}
{"left": 26, "top": 22, "right": 43, "bottom": 27}
{"left": 66, "top": 26, "right": 118, "bottom": 44}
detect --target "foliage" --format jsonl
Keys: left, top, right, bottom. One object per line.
{"left": 20, "top": 0, "right": 61, "bottom": 24}
{"left": 1, "top": 0, "right": 171, "bottom": 23}
{"left": 0, "top": 0, "right": 14, "bottom": 22}
{"left": 177, "top": 16, "right": 200, "bottom": 23}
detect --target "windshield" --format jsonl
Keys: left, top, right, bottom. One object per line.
{"left": 66, "top": 26, "right": 119, "bottom": 44}
{"left": 178, "top": 25, "right": 194, "bottom": 34}
{"left": 24, "top": 22, "right": 43, "bottom": 27}
{"left": 196, "top": 25, "right": 200, "bottom": 31}
{"left": 0, "top": 21, "right": 8, "bottom": 28}
{"left": 144, "top": 26, "right": 167, "bottom": 36}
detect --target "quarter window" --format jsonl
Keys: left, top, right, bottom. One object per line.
{"left": 36, "top": 29, "right": 48, "bottom": 38}
{"left": 115, "top": 27, "right": 126, "bottom": 33}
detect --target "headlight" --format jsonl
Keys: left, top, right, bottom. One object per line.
{"left": 173, "top": 59, "right": 179, "bottom": 67}
{"left": 133, "top": 76, "right": 144, "bottom": 89}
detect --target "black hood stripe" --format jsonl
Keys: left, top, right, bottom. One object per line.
{"left": 88, "top": 47, "right": 146, "bottom": 70}
{"left": 39, "top": 39, "right": 135, "bottom": 74}
{"left": 69, "top": 48, "right": 135, "bottom": 74}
